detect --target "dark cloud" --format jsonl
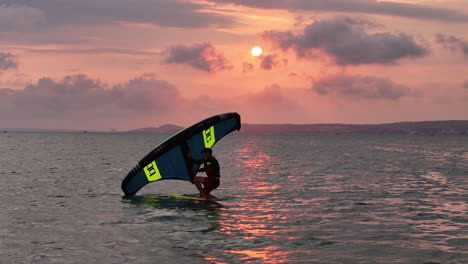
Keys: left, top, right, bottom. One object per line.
{"left": 0, "top": 52, "right": 18, "bottom": 72}
{"left": 436, "top": 34, "right": 468, "bottom": 56}
{"left": 0, "top": 88, "right": 14, "bottom": 97}
{"left": 162, "top": 42, "right": 232, "bottom": 73}
{"left": 311, "top": 74, "right": 412, "bottom": 100}
{"left": 0, "top": 0, "right": 236, "bottom": 30}
{"left": 263, "top": 17, "right": 428, "bottom": 65}
{"left": 259, "top": 54, "right": 287, "bottom": 70}
{"left": 15, "top": 47, "right": 160, "bottom": 56}
{"left": 0, "top": 4, "right": 45, "bottom": 31}
{"left": 209, "top": 0, "right": 468, "bottom": 22}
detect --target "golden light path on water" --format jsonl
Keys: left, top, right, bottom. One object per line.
{"left": 207, "top": 137, "right": 307, "bottom": 263}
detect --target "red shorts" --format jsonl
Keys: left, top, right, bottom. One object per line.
{"left": 203, "top": 177, "right": 220, "bottom": 192}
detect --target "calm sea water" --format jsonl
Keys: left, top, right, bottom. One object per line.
{"left": 1, "top": 132, "right": 467, "bottom": 264}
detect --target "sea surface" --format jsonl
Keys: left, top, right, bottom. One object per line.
{"left": 1, "top": 132, "right": 467, "bottom": 264}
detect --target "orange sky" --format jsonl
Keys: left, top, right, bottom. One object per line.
{"left": 0, "top": 0, "right": 467, "bottom": 130}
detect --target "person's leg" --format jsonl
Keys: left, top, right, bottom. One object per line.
{"left": 194, "top": 176, "right": 206, "bottom": 197}
{"left": 203, "top": 178, "right": 220, "bottom": 199}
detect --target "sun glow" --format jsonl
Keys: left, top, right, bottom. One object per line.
{"left": 251, "top": 46, "right": 263, "bottom": 56}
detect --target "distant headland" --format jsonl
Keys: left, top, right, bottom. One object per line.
{"left": 128, "top": 120, "right": 468, "bottom": 136}
{"left": 3, "top": 121, "right": 467, "bottom": 135}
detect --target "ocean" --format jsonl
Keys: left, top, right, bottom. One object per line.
{"left": 1, "top": 132, "right": 467, "bottom": 264}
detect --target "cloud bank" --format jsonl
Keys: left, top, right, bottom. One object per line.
{"left": 0, "top": 74, "right": 184, "bottom": 121}
{"left": 263, "top": 17, "right": 428, "bottom": 65}
{"left": 209, "top": 0, "right": 468, "bottom": 22}
{"left": 311, "top": 74, "right": 412, "bottom": 100}
{"left": 162, "top": 42, "right": 232, "bottom": 73}
{"left": 0, "top": 4, "right": 45, "bottom": 31}
{"left": 0, "top": 0, "right": 235, "bottom": 30}
{"left": 0, "top": 74, "right": 304, "bottom": 129}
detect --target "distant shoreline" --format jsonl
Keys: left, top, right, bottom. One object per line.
{"left": 7, "top": 120, "right": 466, "bottom": 136}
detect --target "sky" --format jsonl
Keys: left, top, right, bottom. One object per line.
{"left": 1, "top": 0, "right": 467, "bottom": 131}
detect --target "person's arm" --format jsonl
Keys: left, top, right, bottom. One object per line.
{"left": 190, "top": 157, "right": 204, "bottom": 165}
{"left": 188, "top": 156, "right": 205, "bottom": 172}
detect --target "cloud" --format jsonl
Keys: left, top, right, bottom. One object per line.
{"left": 311, "top": 74, "right": 412, "bottom": 100}
{"left": 259, "top": 54, "right": 287, "bottom": 70}
{"left": 111, "top": 74, "right": 186, "bottom": 112}
{"left": 0, "top": 74, "right": 185, "bottom": 119}
{"left": 208, "top": 0, "right": 468, "bottom": 22}
{"left": 1, "top": 0, "right": 235, "bottom": 30}
{"left": 463, "top": 81, "right": 468, "bottom": 89}
{"left": 263, "top": 17, "right": 428, "bottom": 65}
{"left": 15, "top": 47, "right": 160, "bottom": 56}
{"left": 0, "top": 73, "right": 307, "bottom": 129}
{"left": 244, "top": 84, "right": 288, "bottom": 104}
{"left": 0, "top": 52, "right": 18, "bottom": 73}
{"left": 436, "top": 34, "right": 468, "bottom": 56}
{"left": 0, "top": 4, "right": 45, "bottom": 31}
{"left": 242, "top": 62, "right": 254, "bottom": 73}
{"left": 162, "top": 42, "right": 232, "bottom": 73}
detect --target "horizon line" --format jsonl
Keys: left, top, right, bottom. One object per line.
{"left": 3, "top": 119, "right": 468, "bottom": 133}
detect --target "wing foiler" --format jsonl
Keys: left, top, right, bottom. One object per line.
{"left": 121, "top": 113, "right": 241, "bottom": 196}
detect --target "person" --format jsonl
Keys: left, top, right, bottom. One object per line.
{"left": 192, "top": 148, "right": 220, "bottom": 199}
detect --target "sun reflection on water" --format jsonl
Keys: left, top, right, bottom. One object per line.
{"left": 210, "top": 138, "right": 302, "bottom": 263}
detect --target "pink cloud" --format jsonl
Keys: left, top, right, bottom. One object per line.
{"left": 234, "top": 84, "right": 311, "bottom": 124}
{"left": 0, "top": 74, "right": 188, "bottom": 129}
{"left": 1, "top": 73, "right": 311, "bottom": 129}
{"left": 311, "top": 74, "right": 413, "bottom": 100}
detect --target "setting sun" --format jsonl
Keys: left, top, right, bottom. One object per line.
{"left": 251, "top": 46, "right": 263, "bottom": 56}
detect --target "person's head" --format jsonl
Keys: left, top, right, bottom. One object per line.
{"left": 201, "top": 148, "right": 212, "bottom": 159}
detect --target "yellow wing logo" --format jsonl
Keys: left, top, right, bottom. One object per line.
{"left": 203, "top": 126, "right": 216, "bottom": 148}
{"left": 143, "top": 161, "right": 162, "bottom": 182}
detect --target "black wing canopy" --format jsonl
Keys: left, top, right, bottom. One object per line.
{"left": 121, "top": 113, "right": 241, "bottom": 196}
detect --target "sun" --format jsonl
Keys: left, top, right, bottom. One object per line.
{"left": 251, "top": 46, "right": 263, "bottom": 56}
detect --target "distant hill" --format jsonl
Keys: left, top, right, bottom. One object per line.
{"left": 128, "top": 124, "right": 183, "bottom": 133}
{"left": 128, "top": 121, "right": 468, "bottom": 135}
{"left": 239, "top": 121, "right": 468, "bottom": 135}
